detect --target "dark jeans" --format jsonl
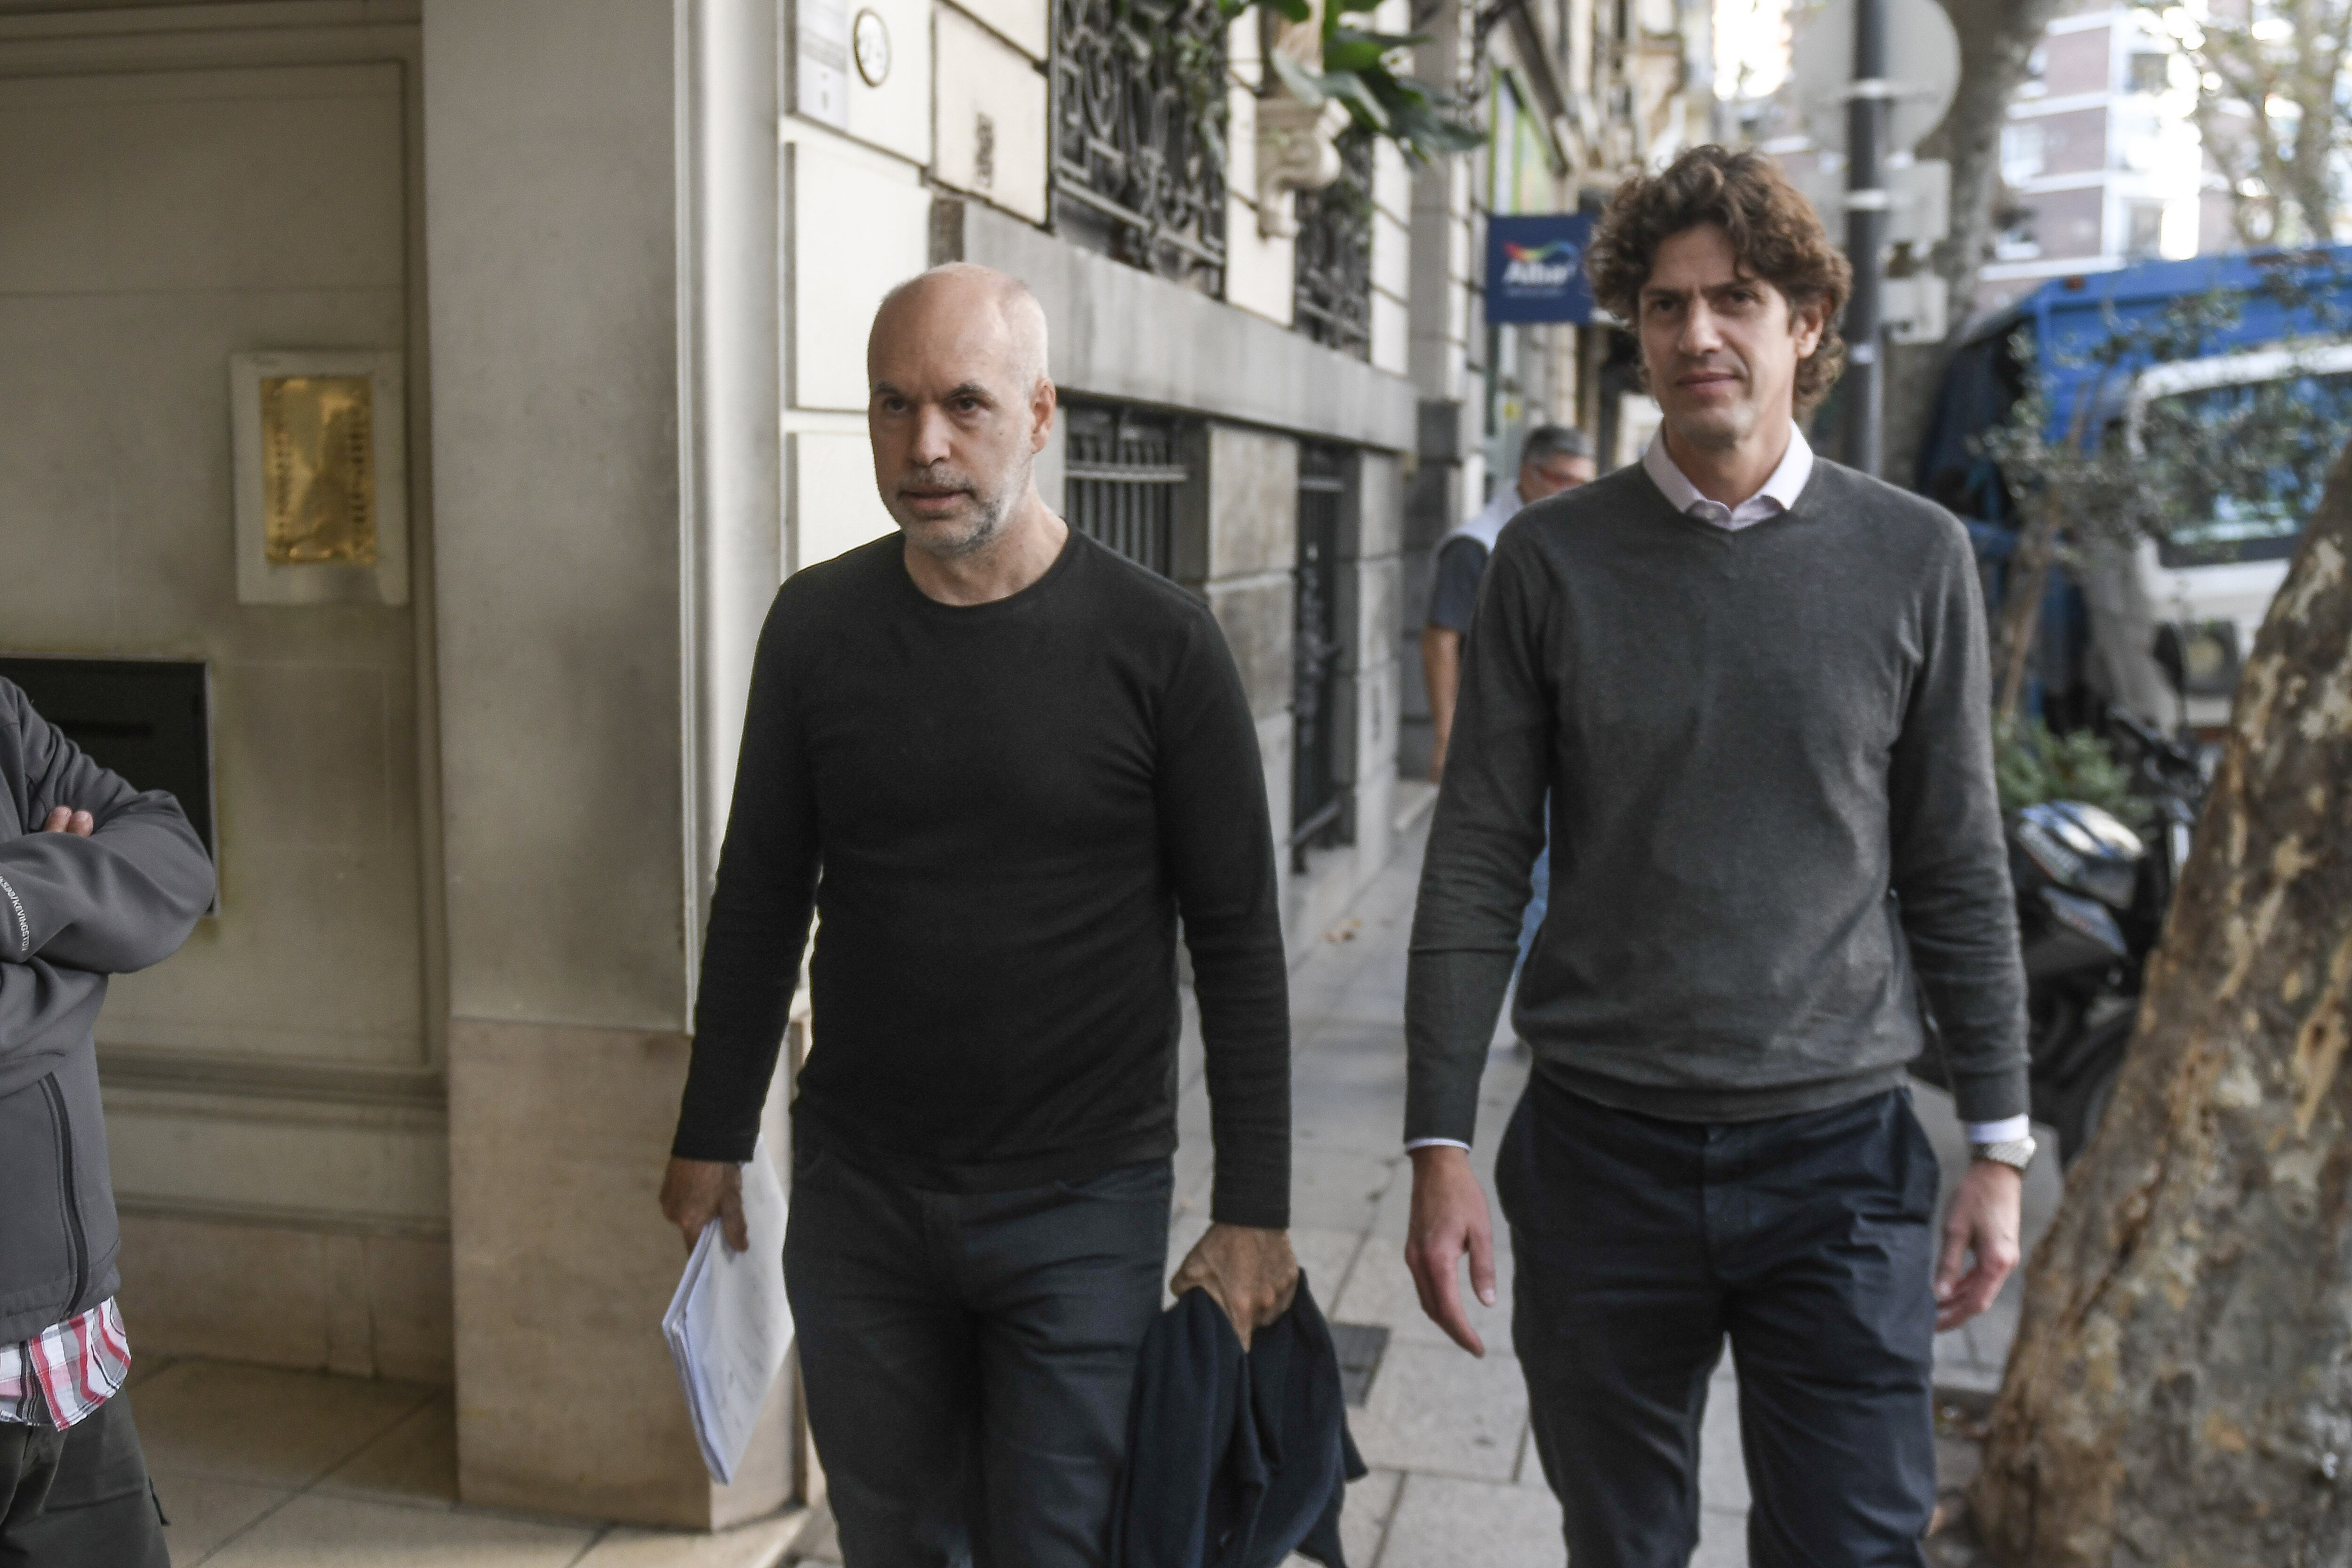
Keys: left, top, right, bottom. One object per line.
{"left": 785, "top": 1145, "right": 1172, "bottom": 1568}
{"left": 0, "top": 1393, "right": 170, "bottom": 1568}
{"left": 1498, "top": 1077, "right": 1940, "bottom": 1568}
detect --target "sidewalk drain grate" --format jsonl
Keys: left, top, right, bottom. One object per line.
{"left": 1329, "top": 1321, "right": 1390, "bottom": 1407}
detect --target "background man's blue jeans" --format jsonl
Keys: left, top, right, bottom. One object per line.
{"left": 1515, "top": 845, "right": 1549, "bottom": 976}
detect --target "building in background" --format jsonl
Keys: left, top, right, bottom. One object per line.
{"left": 1977, "top": 0, "right": 2205, "bottom": 307}
{"left": 0, "top": 0, "right": 1704, "bottom": 1533}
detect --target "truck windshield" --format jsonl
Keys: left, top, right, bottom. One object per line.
{"left": 2142, "top": 369, "right": 2352, "bottom": 567}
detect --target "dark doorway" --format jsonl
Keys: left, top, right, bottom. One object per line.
{"left": 0, "top": 657, "right": 215, "bottom": 860}
{"left": 1291, "top": 445, "right": 1349, "bottom": 869}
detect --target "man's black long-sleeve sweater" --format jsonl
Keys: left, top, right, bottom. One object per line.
{"left": 673, "top": 530, "right": 1291, "bottom": 1229}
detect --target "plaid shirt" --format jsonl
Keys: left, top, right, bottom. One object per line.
{"left": 0, "top": 1299, "right": 130, "bottom": 1429}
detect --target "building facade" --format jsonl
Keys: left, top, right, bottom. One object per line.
{"left": 1978, "top": 0, "right": 2204, "bottom": 307}
{"left": 0, "top": 0, "right": 1694, "bottom": 1528}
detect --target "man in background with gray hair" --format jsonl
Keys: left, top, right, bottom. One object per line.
{"left": 660, "top": 264, "right": 1297, "bottom": 1566}
{"left": 1420, "top": 423, "right": 1594, "bottom": 962}
{"left": 1421, "top": 424, "right": 1594, "bottom": 783}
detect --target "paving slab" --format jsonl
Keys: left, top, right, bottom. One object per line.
{"left": 1377, "top": 1473, "right": 1565, "bottom": 1567}
{"left": 315, "top": 1393, "right": 459, "bottom": 1504}
{"left": 1347, "top": 1342, "right": 1529, "bottom": 1485}
{"left": 200, "top": 1492, "right": 595, "bottom": 1568}
{"left": 154, "top": 1473, "right": 291, "bottom": 1565}
{"left": 579, "top": 1513, "right": 807, "bottom": 1567}
{"left": 135, "top": 1363, "right": 439, "bottom": 1490}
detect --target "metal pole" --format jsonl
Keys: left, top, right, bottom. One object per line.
{"left": 1842, "top": 0, "right": 1890, "bottom": 475}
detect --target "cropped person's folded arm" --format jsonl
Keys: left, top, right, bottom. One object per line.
{"left": 1405, "top": 531, "right": 1554, "bottom": 1147}
{"left": 673, "top": 598, "right": 823, "bottom": 1164}
{"left": 0, "top": 697, "right": 215, "bottom": 974}
{"left": 0, "top": 958, "right": 108, "bottom": 1075}
{"left": 1159, "top": 612, "right": 1291, "bottom": 1232}
{"left": 1889, "top": 533, "right": 2030, "bottom": 1127}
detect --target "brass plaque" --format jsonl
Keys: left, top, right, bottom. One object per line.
{"left": 259, "top": 375, "right": 378, "bottom": 567}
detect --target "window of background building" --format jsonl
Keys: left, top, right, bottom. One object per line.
{"left": 2126, "top": 50, "right": 2171, "bottom": 94}
{"left": 1996, "top": 203, "right": 2042, "bottom": 260}
{"left": 2126, "top": 200, "right": 2167, "bottom": 257}
{"left": 2002, "top": 123, "right": 2046, "bottom": 183}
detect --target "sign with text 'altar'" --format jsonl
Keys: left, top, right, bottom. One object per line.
{"left": 1485, "top": 213, "right": 1597, "bottom": 325}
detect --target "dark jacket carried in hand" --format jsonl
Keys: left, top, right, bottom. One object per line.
{"left": 0, "top": 680, "right": 214, "bottom": 1344}
{"left": 1111, "top": 1275, "right": 1366, "bottom": 1568}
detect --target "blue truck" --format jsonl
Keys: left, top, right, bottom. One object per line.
{"left": 1914, "top": 246, "right": 2352, "bottom": 731}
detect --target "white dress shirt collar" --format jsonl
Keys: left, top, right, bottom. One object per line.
{"left": 1641, "top": 423, "right": 1815, "bottom": 531}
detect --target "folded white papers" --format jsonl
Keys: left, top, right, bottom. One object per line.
{"left": 662, "top": 1137, "right": 793, "bottom": 1484}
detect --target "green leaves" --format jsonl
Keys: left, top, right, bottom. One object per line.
{"left": 1236, "top": 2, "right": 1482, "bottom": 163}
{"left": 1994, "top": 718, "right": 2150, "bottom": 828}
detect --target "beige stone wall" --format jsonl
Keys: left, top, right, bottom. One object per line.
{"left": 0, "top": 6, "right": 454, "bottom": 1369}
{"left": 115, "top": 1215, "right": 452, "bottom": 1384}
{"left": 424, "top": 0, "right": 792, "bottom": 1527}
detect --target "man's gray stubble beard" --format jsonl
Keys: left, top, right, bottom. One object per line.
{"left": 910, "top": 486, "right": 1009, "bottom": 558}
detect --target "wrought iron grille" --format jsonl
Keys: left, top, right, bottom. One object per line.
{"left": 1064, "top": 403, "right": 1189, "bottom": 576}
{"left": 1293, "top": 129, "right": 1374, "bottom": 360}
{"left": 1050, "top": 0, "right": 1229, "bottom": 287}
{"left": 1291, "top": 444, "right": 1349, "bottom": 864}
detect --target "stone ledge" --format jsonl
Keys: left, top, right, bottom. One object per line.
{"left": 951, "top": 200, "right": 1417, "bottom": 453}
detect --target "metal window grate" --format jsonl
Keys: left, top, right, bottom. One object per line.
{"left": 1293, "top": 129, "right": 1375, "bottom": 360}
{"left": 1049, "top": 0, "right": 1229, "bottom": 288}
{"left": 1064, "top": 404, "right": 1188, "bottom": 576}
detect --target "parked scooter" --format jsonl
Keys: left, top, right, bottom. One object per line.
{"left": 1913, "top": 707, "right": 2208, "bottom": 1166}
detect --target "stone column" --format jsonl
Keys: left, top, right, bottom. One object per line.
{"left": 423, "top": 0, "right": 789, "bottom": 1528}
{"left": 1178, "top": 426, "right": 1302, "bottom": 915}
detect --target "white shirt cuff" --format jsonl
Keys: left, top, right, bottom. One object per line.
{"left": 1964, "top": 1115, "right": 2032, "bottom": 1146}
{"left": 1404, "top": 1137, "right": 1471, "bottom": 1152}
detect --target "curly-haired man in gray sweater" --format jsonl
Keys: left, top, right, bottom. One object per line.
{"left": 1402, "top": 147, "right": 2033, "bottom": 1568}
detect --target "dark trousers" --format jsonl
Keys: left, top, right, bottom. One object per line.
{"left": 785, "top": 1145, "right": 1172, "bottom": 1568}
{"left": 0, "top": 1393, "right": 170, "bottom": 1568}
{"left": 1498, "top": 1077, "right": 1940, "bottom": 1568}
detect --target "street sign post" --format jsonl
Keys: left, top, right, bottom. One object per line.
{"left": 1787, "top": 0, "right": 1958, "bottom": 472}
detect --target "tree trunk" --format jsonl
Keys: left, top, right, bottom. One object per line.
{"left": 1880, "top": 0, "right": 2062, "bottom": 486}
{"left": 1992, "top": 493, "right": 2058, "bottom": 722}
{"left": 1972, "top": 438, "right": 2352, "bottom": 1565}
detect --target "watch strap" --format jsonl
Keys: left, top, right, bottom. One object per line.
{"left": 1971, "top": 1137, "right": 2036, "bottom": 1171}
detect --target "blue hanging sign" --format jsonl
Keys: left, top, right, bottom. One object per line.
{"left": 1485, "top": 212, "right": 1597, "bottom": 324}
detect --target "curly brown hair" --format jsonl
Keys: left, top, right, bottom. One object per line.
{"left": 1585, "top": 145, "right": 1853, "bottom": 415}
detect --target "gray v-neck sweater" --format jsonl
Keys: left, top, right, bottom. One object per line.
{"left": 1405, "top": 457, "right": 2028, "bottom": 1141}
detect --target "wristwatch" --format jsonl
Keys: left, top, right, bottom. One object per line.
{"left": 1971, "top": 1136, "right": 2037, "bottom": 1172}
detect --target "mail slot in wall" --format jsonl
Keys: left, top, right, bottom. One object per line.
{"left": 0, "top": 657, "right": 216, "bottom": 861}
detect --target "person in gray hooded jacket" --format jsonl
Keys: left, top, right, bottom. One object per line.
{"left": 0, "top": 677, "right": 215, "bottom": 1564}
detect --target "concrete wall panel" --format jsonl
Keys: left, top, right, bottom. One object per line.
{"left": 1206, "top": 425, "right": 1301, "bottom": 580}
{"left": 933, "top": 8, "right": 1049, "bottom": 222}
{"left": 1206, "top": 578, "right": 1296, "bottom": 722}
{"left": 791, "top": 135, "right": 934, "bottom": 410}
{"left": 963, "top": 203, "right": 1414, "bottom": 451}
{"left": 793, "top": 429, "right": 899, "bottom": 570}
{"left": 943, "top": 0, "right": 1049, "bottom": 61}
{"left": 427, "top": 0, "right": 691, "bottom": 1028}
{"left": 843, "top": 0, "right": 933, "bottom": 166}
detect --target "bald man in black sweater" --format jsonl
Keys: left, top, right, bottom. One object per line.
{"left": 661, "top": 264, "right": 1295, "bottom": 1567}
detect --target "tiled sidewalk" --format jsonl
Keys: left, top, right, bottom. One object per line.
{"left": 122, "top": 1356, "right": 805, "bottom": 1566}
